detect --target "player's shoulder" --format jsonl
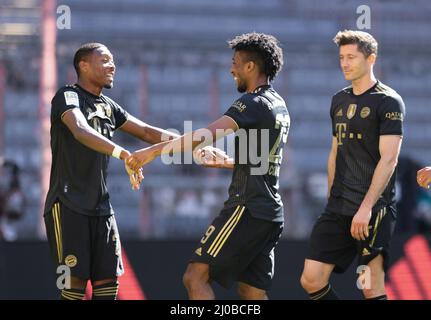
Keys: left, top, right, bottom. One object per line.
{"left": 333, "top": 85, "right": 352, "bottom": 100}
{"left": 231, "top": 93, "right": 261, "bottom": 112}
{"left": 52, "top": 84, "right": 80, "bottom": 105}
{"left": 373, "top": 81, "right": 403, "bottom": 102}
{"left": 54, "top": 84, "right": 79, "bottom": 96}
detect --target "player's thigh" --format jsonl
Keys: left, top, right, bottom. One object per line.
{"left": 358, "top": 205, "right": 396, "bottom": 272}
{"left": 238, "top": 221, "right": 283, "bottom": 290}
{"left": 307, "top": 211, "right": 356, "bottom": 273}
{"left": 91, "top": 214, "right": 123, "bottom": 281}
{"left": 45, "top": 201, "right": 91, "bottom": 280}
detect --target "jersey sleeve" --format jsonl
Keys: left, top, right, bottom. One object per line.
{"left": 51, "top": 87, "right": 80, "bottom": 122}
{"left": 111, "top": 100, "right": 129, "bottom": 130}
{"left": 224, "top": 95, "right": 260, "bottom": 129}
{"left": 378, "top": 95, "right": 405, "bottom": 135}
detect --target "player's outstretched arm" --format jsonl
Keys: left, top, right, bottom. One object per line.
{"left": 62, "top": 108, "right": 142, "bottom": 190}
{"left": 126, "top": 116, "right": 238, "bottom": 171}
{"left": 119, "top": 115, "right": 180, "bottom": 144}
{"left": 417, "top": 166, "right": 431, "bottom": 189}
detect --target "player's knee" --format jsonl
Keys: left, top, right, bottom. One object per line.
{"left": 300, "top": 272, "right": 324, "bottom": 293}
{"left": 183, "top": 264, "right": 207, "bottom": 289}
{"left": 362, "top": 287, "right": 385, "bottom": 299}
{"left": 237, "top": 284, "right": 266, "bottom": 300}
{"left": 70, "top": 276, "right": 87, "bottom": 290}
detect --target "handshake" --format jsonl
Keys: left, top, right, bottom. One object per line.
{"left": 123, "top": 146, "right": 234, "bottom": 191}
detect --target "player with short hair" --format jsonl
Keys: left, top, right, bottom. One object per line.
{"left": 300, "top": 30, "right": 405, "bottom": 300}
{"left": 44, "top": 42, "right": 182, "bottom": 300}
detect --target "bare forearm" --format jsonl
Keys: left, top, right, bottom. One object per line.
{"left": 120, "top": 116, "right": 180, "bottom": 144}
{"left": 74, "top": 127, "right": 129, "bottom": 160}
{"left": 359, "top": 156, "right": 397, "bottom": 211}
{"left": 148, "top": 129, "right": 212, "bottom": 158}
{"left": 140, "top": 125, "right": 180, "bottom": 144}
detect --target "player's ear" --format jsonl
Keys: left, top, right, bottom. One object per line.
{"left": 367, "top": 53, "right": 377, "bottom": 65}
{"left": 246, "top": 60, "right": 256, "bottom": 73}
{"left": 79, "top": 60, "right": 90, "bottom": 74}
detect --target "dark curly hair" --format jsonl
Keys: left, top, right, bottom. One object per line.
{"left": 228, "top": 32, "right": 283, "bottom": 82}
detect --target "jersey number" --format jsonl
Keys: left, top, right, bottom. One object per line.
{"left": 269, "top": 113, "right": 289, "bottom": 164}
{"left": 200, "top": 225, "right": 216, "bottom": 244}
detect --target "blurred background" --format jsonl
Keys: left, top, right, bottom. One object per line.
{"left": 1, "top": 0, "right": 431, "bottom": 299}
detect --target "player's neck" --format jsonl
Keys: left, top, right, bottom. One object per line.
{"left": 247, "top": 76, "right": 269, "bottom": 93}
{"left": 351, "top": 73, "right": 377, "bottom": 95}
{"left": 77, "top": 79, "right": 103, "bottom": 97}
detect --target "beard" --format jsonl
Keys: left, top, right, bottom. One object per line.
{"left": 104, "top": 83, "right": 113, "bottom": 89}
{"left": 236, "top": 80, "right": 247, "bottom": 93}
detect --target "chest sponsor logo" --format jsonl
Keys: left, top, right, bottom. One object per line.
{"left": 335, "top": 123, "right": 347, "bottom": 145}
{"left": 360, "top": 107, "right": 371, "bottom": 118}
{"left": 94, "top": 103, "right": 106, "bottom": 117}
{"left": 347, "top": 104, "right": 357, "bottom": 119}
{"left": 87, "top": 103, "right": 110, "bottom": 120}
{"left": 104, "top": 105, "right": 112, "bottom": 118}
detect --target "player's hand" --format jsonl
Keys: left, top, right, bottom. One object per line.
{"left": 351, "top": 208, "right": 371, "bottom": 241}
{"left": 193, "top": 146, "right": 233, "bottom": 168}
{"left": 124, "top": 159, "right": 144, "bottom": 191}
{"left": 417, "top": 167, "right": 431, "bottom": 189}
{"left": 126, "top": 148, "right": 157, "bottom": 172}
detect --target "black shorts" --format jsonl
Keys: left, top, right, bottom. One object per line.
{"left": 190, "top": 205, "right": 283, "bottom": 290}
{"left": 307, "top": 205, "right": 396, "bottom": 273}
{"left": 44, "top": 201, "right": 124, "bottom": 281}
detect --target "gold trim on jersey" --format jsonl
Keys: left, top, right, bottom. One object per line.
{"left": 208, "top": 206, "right": 245, "bottom": 258}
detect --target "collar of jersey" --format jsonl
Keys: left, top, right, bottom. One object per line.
{"left": 75, "top": 84, "right": 103, "bottom": 99}
{"left": 252, "top": 84, "right": 271, "bottom": 94}
{"left": 348, "top": 80, "right": 380, "bottom": 97}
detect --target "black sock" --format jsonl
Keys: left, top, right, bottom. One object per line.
{"left": 366, "top": 294, "right": 387, "bottom": 300}
{"left": 60, "top": 288, "right": 86, "bottom": 300}
{"left": 309, "top": 284, "right": 339, "bottom": 300}
{"left": 92, "top": 281, "right": 119, "bottom": 300}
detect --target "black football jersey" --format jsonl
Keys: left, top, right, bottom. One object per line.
{"left": 44, "top": 84, "right": 129, "bottom": 216}
{"left": 223, "top": 85, "right": 290, "bottom": 223}
{"left": 326, "top": 81, "right": 405, "bottom": 216}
